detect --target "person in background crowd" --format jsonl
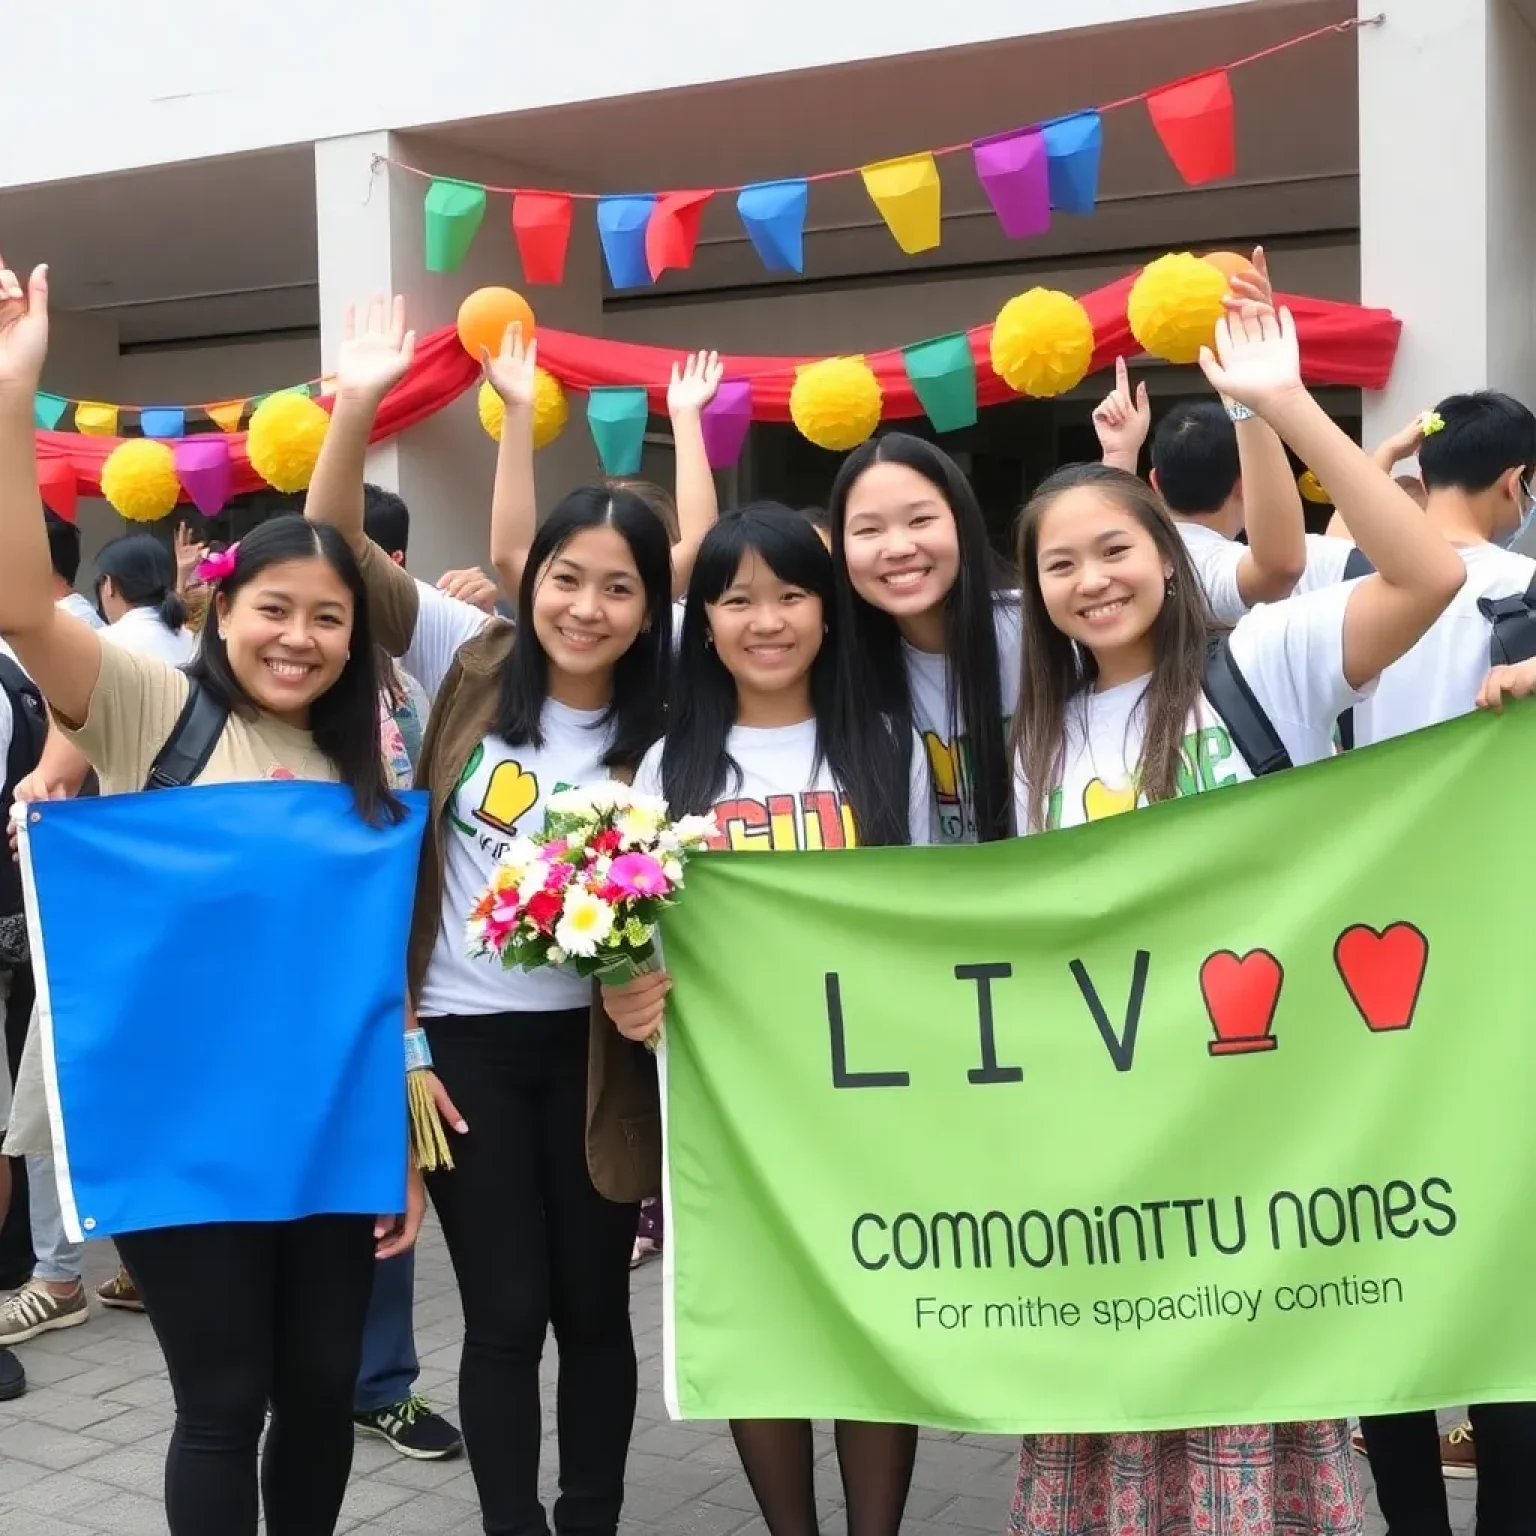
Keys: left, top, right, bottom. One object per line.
{"left": 1006, "top": 301, "right": 1465, "bottom": 1536}
{"left": 1327, "top": 412, "right": 1431, "bottom": 538}
{"left": 0, "top": 1037, "right": 21, "bottom": 1399}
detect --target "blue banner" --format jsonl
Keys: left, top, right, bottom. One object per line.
{"left": 20, "top": 781, "right": 427, "bottom": 1239}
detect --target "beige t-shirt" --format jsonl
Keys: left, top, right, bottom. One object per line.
{"left": 60, "top": 642, "right": 339, "bottom": 794}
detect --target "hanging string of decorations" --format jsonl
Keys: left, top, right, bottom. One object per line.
{"left": 33, "top": 256, "right": 1402, "bottom": 523}
{"left": 383, "top": 17, "right": 1375, "bottom": 288}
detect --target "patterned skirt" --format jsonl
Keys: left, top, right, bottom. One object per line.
{"left": 1007, "top": 1422, "right": 1364, "bottom": 1536}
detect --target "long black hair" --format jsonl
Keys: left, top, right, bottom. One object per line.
{"left": 489, "top": 486, "right": 672, "bottom": 771}
{"left": 95, "top": 533, "right": 186, "bottom": 631}
{"left": 828, "top": 433, "right": 1015, "bottom": 841}
{"left": 188, "top": 515, "right": 403, "bottom": 827}
{"left": 662, "top": 503, "right": 914, "bottom": 846}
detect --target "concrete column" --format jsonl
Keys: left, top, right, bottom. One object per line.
{"left": 314, "top": 130, "right": 606, "bottom": 581}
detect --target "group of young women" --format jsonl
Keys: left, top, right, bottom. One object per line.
{"left": 0, "top": 246, "right": 1486, "bottom": 1536}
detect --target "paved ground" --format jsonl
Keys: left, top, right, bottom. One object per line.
{"left": 0, "top": 1226, "right": 1474, "bottom": 1534}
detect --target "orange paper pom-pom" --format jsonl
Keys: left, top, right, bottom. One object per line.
{"left": 457, "top": 288, "right": 537, "bottom": 360}
{"left": 1202, "top": 250, "right": 1260, "bottom": 288}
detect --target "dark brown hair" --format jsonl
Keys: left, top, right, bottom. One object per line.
{"left": 1010, "top": 463, "right": 1220, "bottom": 832}
{"left": 604, "top": 477, "right": 679, "bottom": 543}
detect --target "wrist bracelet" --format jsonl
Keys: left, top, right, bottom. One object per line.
{"left": 405, "top": 1027, "right": 432, "bottom": 1073}
{"left": 1224, "top": 401, "right": 1256, "bottom": 422}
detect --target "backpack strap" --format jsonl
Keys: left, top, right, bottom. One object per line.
{"left": 143, "top": 682, "right": 230, "bottom": 791}
{"left": 1202, "top": 635, "right": 1293, "bottom": 778}
{"left": 1477, "top": 568, "right": 1536, "bottom": 667}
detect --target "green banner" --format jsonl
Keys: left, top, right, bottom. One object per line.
{"left": 659, "top": 706, "right": 1536, "bottom": 1433}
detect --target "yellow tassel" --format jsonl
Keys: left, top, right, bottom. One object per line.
{"left": 408, "top": 1071, "right": 454, "bottom": 1172}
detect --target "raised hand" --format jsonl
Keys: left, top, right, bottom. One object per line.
{"left": 0, "top": 259, "right": 49, "bottom": 394}
{"left": 173, "top": 522, "right": 209, "bottom": 594}
{"left": 436, "top": 566, "right": 500, "bottom": 613}
{"left": 1092, "top": 355, "right": 1151, "bottom": 468}
{"left": 1223, "top": 246, "right": 1274, "bottom": 311}
{"left": 667, "top": 350, "right": 723, "bottom": 418}
{"left": 334, "top": 294, "right": 416, "bottom": 406}
{"left": 1376, "top": 411, "right": 1432, "bottom": 468}
{"left": 1198, "top": 303, "right": 1303, "bottom": 415}
{"left": 1477, "top": 659, "right": 1536, "bottom": 713}
{"left": 481, "top": 322, "right": 537, "bottom": 410}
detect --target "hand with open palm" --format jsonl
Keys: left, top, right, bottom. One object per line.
{"left": 1198, "top": 303, "right": 1303, "bottom": 416}
{"left": 0, "top": 258, "right": 49, "bottom": 395}
{"left": 334, "top": 294, "right": 416, "bottom": 406}
{"left": 667, "top": 350, "right": 723, "bottom": 419}
{"left": 481, "top": 322, "right": 537, "bottom": 410}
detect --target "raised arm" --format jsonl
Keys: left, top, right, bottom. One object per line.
{"left": 0, "top": 261, "right": 101, "bottom": 724}
{"left": 483, "top": 322, "right": 539, "bottom": 595}
{"left": 304, "top": 294, "right": 416, "bottom": 557}
{"left": 1093, "top": 356, "right": 1150, "bottom": 476}
{"left": 666, "top": 351, "right": 724, "bottom": 598}
{"left": 1201, "top": 306, "right": 1465, "bottom": 691}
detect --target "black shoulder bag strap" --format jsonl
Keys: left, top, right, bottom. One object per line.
{"left": 142, "top": 682, "right": 230, "bottom": 792}
{"left": 1333, "top": 545, "right": 1375, "bottom": 750}
{"left": 1202, "top": 635, "right": 1293, "bottom": 778}
{"left": 1477, "top": 568, "right": 1536, "bottom": 667}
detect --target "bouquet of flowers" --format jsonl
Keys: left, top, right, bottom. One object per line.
{"left": 466, "top": 781, "right": 716, "bottom": 985}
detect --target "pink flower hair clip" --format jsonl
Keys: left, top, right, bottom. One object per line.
{"left": 195, "top": 543, "right": 240, "bottom": 585}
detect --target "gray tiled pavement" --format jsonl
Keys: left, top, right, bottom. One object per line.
{"left": 0, "top": 1228, "right": 1472, "bottom": 1534}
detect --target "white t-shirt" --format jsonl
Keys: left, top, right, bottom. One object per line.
{"left": 58, "top": 592, "right": 105, "bottom": 630}
{"left": 1352, "top": 542, "right": 1536, "bottom": 746}
{"left": 0, "top": 592, "right": 110, "bottom": 772}
{"left": 1014, "top": 582, "right": 1366, "bottom": 832}
{"left": 404, "top": 581, "right": 615, "bottom": 1018}
{"left": 633, "top": 716, "right": 934, "bottom": 850}
{"left": 1177, "top": 521, "right": 1357, "bottom": 623}
{"left": 903, "top": 595, "right": 1023, "bottom": 843}
{"left": 103, "top": 605, "right": 195, "bottom": 667}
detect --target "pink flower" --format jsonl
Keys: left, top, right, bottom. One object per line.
{"left": 541, "top": 839, "right": 569, "bottom": 859}
{"left": 606, "top": 852, "right": 670, "bottom": 899}
{"left": 195, "top": 543, "right": 240, "bottom": 585}
{"left": 542, "top": 861, "right": 575, "bottom": 892}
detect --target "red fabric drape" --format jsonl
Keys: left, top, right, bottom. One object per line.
{"left": 34, "top": 272, "right": 1401, "bottom": 500}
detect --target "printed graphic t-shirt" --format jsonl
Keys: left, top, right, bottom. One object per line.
{"left": 1352, "top": 542, "right": 1536, "bottom": 746}
{"left": 1014, "top": 581, "right": 1366, "bottom": 832}
{"left": 401, "top": 580, "right": 617, "bottom": 1019}
{"left": 903, "top": 596, "right": 1023, "bottom": 843}
{"left": 633, "top": 716, "right": 934, "bottom": 850}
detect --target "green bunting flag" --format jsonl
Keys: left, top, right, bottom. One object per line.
{"left": 586, "top": 385, "right": 650, "bottom": 476}
{"left": 33, "top": 392, "right": 68, "bottom": 431}
{"left": 900, "top": 332, "right": 978, "bottom": 433}
{"left": 660, "top": 706, "right": 1536, "bottom": 1432}
{"left": 423, "top": 177, "right": 488, "bottom": 273}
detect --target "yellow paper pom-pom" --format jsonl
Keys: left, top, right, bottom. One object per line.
{"left": 1128, "top": 253, "right": 1229, "bottom": 365}
{"left": 246, "top": 391, "right": 331, "bottom": 493}
{"left": 790, "top": 357, "right": 884, "bottom": 452}
{"left": 1297, "top": 471, "right": 1332, "bottom": 505}
{"left": 100, "top": 439, "right": 180, "bottom": 523}
{"left": 989, "top": 290, "right": 1096, "bottom": 398}
{"left": 476, "top": 369, "right": 569, "bottom": 450}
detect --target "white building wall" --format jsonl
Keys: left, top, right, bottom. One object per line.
{"left": 1485, "top": 0, "right": 1536, "bottom": 408}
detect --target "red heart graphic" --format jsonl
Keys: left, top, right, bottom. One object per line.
{"left": 1334, "top": 923, "right": 1428, "bottom": 1032}
{"left": 1199, "top": 949, "right": 1284, "bottom": 1056}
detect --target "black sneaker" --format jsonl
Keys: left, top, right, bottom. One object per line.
{"left": 353, "top": 1394, "right": 463, "bottom": 1460}
{"left": 0, "top": 1346, "right": 25, "bottom": 1401}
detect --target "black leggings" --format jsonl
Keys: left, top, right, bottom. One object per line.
{"left": 424, "top": 1008, "right": 639, "bottom": 1536}
{"left": 116, "top": 1214, "right": 376, "bottom": 1536}
{"left": 730, "top": 1419, "right": 918, "bottom": 1536}
{"left": 1359, "top": 1404, "right": 1536, "bottom": 1536}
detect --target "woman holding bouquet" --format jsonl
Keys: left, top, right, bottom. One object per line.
{"left": 0, "top": 260, "right": 418, "bottom": 1536}
{"left": 303, "top": 295, "right": 712, "bottom": 1536}
{"left": 603, "top": 504, "right": 932, "bottom": 1536}
{"left": 1004, "top": 304, "right": 1465, "bottom": 1534}
{"left": 826, "top": 434, "right": 1019, "bottom": 844}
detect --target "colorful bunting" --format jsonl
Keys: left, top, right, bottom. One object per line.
{"left": 700, "top": 380, "right": 753, "bottom": 469}
{"left": 423, "top": 178, "right": 488, "bottom": 273}
{"left": 736, "top": 180, "right": 809, "bottom": 273}
{"left": 901, "top": 333, "right": 977, "bottom": 433}
{"left": 1042, "top": 112, "right": 1103, "bottom": 214}
{"left": 74, "top": 402, "right": 119, "bottom": 437}
{"left": 586, "top": 385, "right": 650, "bottom": 476}
{"left": 860, "top": 152, "right": 942, "bottom": 255}
{"left": 173, "top": 438, "right": 233, "bottom": 518}
{"left": 512, "top": 191, "right": 574, "bottom": 285}
{"left": 1146, "top": 70, "right": 1236, "bottom": 185}
{"left": 971, "top": 128, "right": 1051, "bottom": 240}
{"left": 37, "top": 458, "right": 76, "bottom": 522}
{"left": 205, "top": 401, "right": 246, "bottom": 434}
{"left": 33, "top": 393, "right": 68, "bottom": 432}
{"left": 647, "top": 191, "right": 713, "bottom": 280}
{"left": 596, "top": 196, "right": 657, "bottom": 289}
{"left": 139, "top": 407, "right": 186, "bottom": 440}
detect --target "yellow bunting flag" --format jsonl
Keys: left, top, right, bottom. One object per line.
{"left": 73, "top": 401, "right": 119, "bottom": 436}
{"left": 859, "top": 152, "right": 942, "bottom": 255}
{"left": 205, "top": 401, "right": 246, "bottom": 434}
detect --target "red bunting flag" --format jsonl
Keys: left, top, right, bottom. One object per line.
{"left": 1146, "top": 70, "right": 1236, "bottom": 186}
{"left": 646, "top": 190, "right": 713, "bottom": 280}
{"left": 37, "top": 457, "right": 77, "bottom": 522}
{"left": 512, "top": 191, "right": 574, "bottom": 285}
